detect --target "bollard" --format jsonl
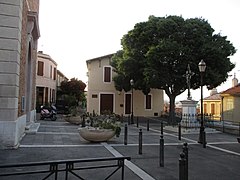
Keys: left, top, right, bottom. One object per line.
{"left": 222, "top": 120, "right": 225, "bottom": 133}
{"left": 121, "top": 114, "right": 124, "bottom": 123}
{"left": 239, "top": 122, "right": 240, "bottom": 136}
{"left": 147, "top": 119, "right": 149, "bottom": 131}
{"left": 203, "top": 131, "right": 207, "bottom": 148}
{"left": 124, "top": 124, "right": 128, "bottom": 145}
{"left": 179, "top": 152, "right": 187, "bottom": 180}
{"left": 159, "top": 135, "right": 164, "bottom": 167}
{"left": 139, "top": 129, "right": 142, "bottom": 155}
{"left": 178, "top": 123, "right": 181, "bottom": 140}
{"left": 183, "top": 142, "right": 188, "bottom": 179}
{"left": 81, "top": 115, "right": 85, "bottom": 127}
{"left": 137, "top": 116, "right": 139, "bottom": 128}
{"left": 161, "top": 121, "right": 163, "bottom": 135}
{"left": 128, "top": 115, "right": 130, "bottom": 125}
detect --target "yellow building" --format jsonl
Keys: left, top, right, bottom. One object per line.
{"left": 203, "top": 88, "right": 221, "bottom": 120}
{"left": 221, "top": 84, "right": 240, "bottom": 123}
{"left": 86, "top": 54, "right": 164, "bottom": 116}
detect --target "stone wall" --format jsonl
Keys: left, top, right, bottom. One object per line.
{"left": 0, "top": 0, "right": 40, "bottom": 148}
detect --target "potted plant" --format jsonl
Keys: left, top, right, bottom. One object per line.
{"left": 78, "top": 111, "right": 121, "bottom": 142}
{"left": 64, "top": 106, "right": 84, "bottom": 125}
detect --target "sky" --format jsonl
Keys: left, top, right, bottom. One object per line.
{"left": 38, "top": 0, "right": 240, "bottom": 102}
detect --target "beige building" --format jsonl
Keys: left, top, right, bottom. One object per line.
{"left": 57, "top": 70, "right": 68, "bottom": 89}
{"left": 0, "top": 0, "right": 40, "bottom": 148}
{"left": 36, "top": 51, "right": 57, "bottom": 109}
{"left": 86, "top": 54, "right": 164, "bottom": 116}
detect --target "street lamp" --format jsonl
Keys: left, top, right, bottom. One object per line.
{"left": 130, "top": 79, "right": 134, "bottom": 124}
{"left": 198, "top": 60, "right": 206, "bottom": 146}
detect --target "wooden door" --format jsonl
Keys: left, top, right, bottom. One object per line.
{"left": 100, "top": 94, "right": 113, "bottom": 114}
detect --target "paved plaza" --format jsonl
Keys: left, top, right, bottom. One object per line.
{"left": 0, "top": 115, "right": 240, "bottom": 180}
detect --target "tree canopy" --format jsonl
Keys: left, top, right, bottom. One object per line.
{"left": 111, "top": 15, "right": 236, "bottom": 122}
{"left": 60, "top": 78, "right": 86, "bottom": 103}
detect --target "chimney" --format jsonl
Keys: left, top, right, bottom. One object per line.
{"left": 232, "top": 73, "right": 238, "bottom": 87}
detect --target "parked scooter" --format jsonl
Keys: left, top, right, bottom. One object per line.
{"left": 40, "top": 105, "right": 57, "bottom": 121}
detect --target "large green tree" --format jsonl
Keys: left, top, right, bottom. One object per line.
{"left": 111, "top": 15, "right": 236, "bottom": 123}
{"left": 60, "top": 78, "right": 86, "bottom": 105}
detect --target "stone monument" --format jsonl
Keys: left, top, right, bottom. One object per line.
{"left": 180, "top": 64, "right": 198, "bottom": 128}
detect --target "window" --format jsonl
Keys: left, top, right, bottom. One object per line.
{"left": 104, "top": 66, "right": 111, "bottom": 82}
{"left": 145, "top": 94, "right": 152, "bottom": 110}
{"left": 37, "top": 61, "right": 44, "bottom": 76}
{"left": 211, "top": 104, "right": 215, "bottom": 115}
{"left": 53, "top": 67, "right": 56, "bottom": 80}
{"left": 50, "top": 65, "right": 52, "bottom": 79}
{"left": 203, "top": 104, "right": 207, "bottom": 114}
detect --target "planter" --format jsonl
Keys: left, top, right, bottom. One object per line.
{"left": 64, "top": 115, "right": 82, "bottom": 125}
{"left": 78, "top": 127, "right": 115, "bottom": 142}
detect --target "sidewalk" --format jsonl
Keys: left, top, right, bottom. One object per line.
{"left": 0, "top": 115, "right": 240, "bottom": 179}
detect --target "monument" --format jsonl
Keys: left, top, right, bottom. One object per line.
{"left": 180, "top": 64, "right": 198, "bottom": 128}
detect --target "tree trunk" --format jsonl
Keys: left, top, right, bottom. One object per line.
{"left": 168, "top": 95, "right": 176, "bottom": 124}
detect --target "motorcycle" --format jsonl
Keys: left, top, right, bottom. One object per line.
{"left": 40, "top": 105, "right": 57, "bottom": 121}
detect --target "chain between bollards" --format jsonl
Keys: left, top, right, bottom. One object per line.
{"left": 124, "top": 124, "right": 128, "bottom": 145}
{"left": 139, "top": 129, "right": 142, "bottom": 155}
{"left": 159, "top": 135, "right": 164, "bottom": 167}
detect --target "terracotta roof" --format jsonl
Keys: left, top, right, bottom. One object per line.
{"left": 204, "top": 93, "right": 221, "bottom": 100}
{"left": 220, "top": 84, "right": 240, "bottom": 96}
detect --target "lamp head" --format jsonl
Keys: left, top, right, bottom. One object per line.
{"left": 198, "top": 60, "right": 206, "bottom": 73}
{"left": 130, "top": 79, "right": 134, "bottom": 86}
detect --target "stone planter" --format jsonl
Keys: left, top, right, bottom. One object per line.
{"left": 64, "top": 115, "right": 82, "bottom": 125}
{"left": 78, "top": 127, "right": 115, "bottom": 142}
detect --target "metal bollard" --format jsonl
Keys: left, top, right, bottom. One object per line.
{"left": 178, "top": 123, "right": 181, "bottom": 140}
{"left": 222, "top": 120, "right": 225, "bottom": 133}
{"left": 203, "top": 131, "right": 207, "bottom": 148}
{"left": 239, "top": 122, "right": 240, "bottom": 136}
{"left": 179, "top": 152, "right": 187, "bottom": 180}
{"left": 161, "top": 121, "right": 163, "bottom": 135}
{"left": 81, "top": 115, "right": 85, "bottom": 127}
{"left": 147, "top": 119, "right": 149, "bottom": 131}
{"left": 124, "top": 124, "right": 128, "bottom": 145}
{"left": 139, "top": 129, "right": 142, "bottom": 154}
{"left": 159, "top": 135, "right": 164, "bottom": 167}
{"left": 128, "top": 115, "right": 130, "bottom": 125}
{"left": 137, "top": 116, "right": 139, "bottom": 128}
{"left": 121, "top": 114, "right": 123, "bottom": 123}
{"left": 183, "top": 142, "right": 188, "bottom": 179}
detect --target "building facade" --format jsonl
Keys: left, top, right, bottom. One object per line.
{"left": 86, "top": 54, "right": 164, "bottom": 116}
{"left": 203, "top": 88, "right": 221, "bottom": 120}
{"left": 36, "top": 51, "right": 57, "bottom": 109}
{"left": 0, "top": 0, "right": 40, "bottom": 148}
{"left": 221, "top": 84, "right": 240, "bottom": 123}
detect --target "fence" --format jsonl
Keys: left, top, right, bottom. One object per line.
{"left": 0, "top": 156, "right": 131, "bottom": 180}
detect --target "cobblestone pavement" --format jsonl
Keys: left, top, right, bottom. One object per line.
{"left": 0, "top": 115, "right": 240, "bottom": 179}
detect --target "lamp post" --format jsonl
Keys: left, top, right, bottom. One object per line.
{"left": 130, "top": 79, "right": 134, "bottom": 124}
{"left": 198, "top": 60, "right": 206, "bottom": 145}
